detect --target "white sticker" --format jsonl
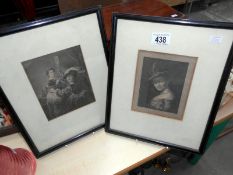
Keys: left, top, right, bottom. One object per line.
{"left": 171, "top": 14, "right": 178, "bottom": 18}
{"left": 209, "top": 36, "right": 223, "bottom": 44}
{"left": 151, "top": 32, "right": 171, "bottom": 46}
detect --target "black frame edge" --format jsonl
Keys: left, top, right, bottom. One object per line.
{"left": 0, "top": 125, "right": 18, "bottom": 137}
{"left": 105, "top": 15, "right": 118, "bottom": 132}
{"left": 38, "top": 124, "right": 104, "bottom": 158}
{"left": 0, "top": 6, "right": 108, "bottom": 158}
{"left": 111, "top": 13, "right": 233, "bottom": 29}
{"left": 0, "top": 7, "right": 99, "bottom": 37}
{"left": 97, "top": 8, "right": 109, "bottom": 65}
{"left": 199, "top": 43, "right": 233, "bottom": 153}
{"left": 108, "top": 128, "right": 199, "bottom": 153}
{"left": 0, "top": 86, "right": 40, "bottom": 156}
{"left": 105, "top": 13, "right": 233, "bottom": 154}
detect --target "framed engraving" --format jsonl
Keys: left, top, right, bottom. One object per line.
{"left": 0, "top": 98, "right": 18, "bottom": 137}
{"left": 21, "top": 45, "right": 96, "bottom": 121}
{"left": 105, "top": 13, "right": 233, "bottom": 153}
{"left": 0, "top": 7, "right": 108, "bottom": 158}
{"left": 132, "top": 50, "right": 197, "bottom": 120}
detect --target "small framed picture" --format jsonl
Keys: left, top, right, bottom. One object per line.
{"left": 132, "top": 50, "right": 197, "bottom": 120}
{"left": 106, "top": 13, "right": 233, "bottom": 153}
{"left": 0, "top": 7, "right": 108, "bottom": 157}
{"left": 0, "top": 98, "right": 18, "bottom": 137}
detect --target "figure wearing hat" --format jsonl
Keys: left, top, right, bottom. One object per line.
{"left": 58, "top": 66, "right": 93, "bottom": 112}
{"left": 149, "top": 63, "right": 174, "bottom": 111}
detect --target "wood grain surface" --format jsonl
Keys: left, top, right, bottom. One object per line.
{"left": 102, "top": 0, "right": 183, "bottom": 40}
{"left": 0, "top": 129, "right": 167, "bottom": 175}
{"left": 215, "top": 99, "right": 233, "bottom": 125}
{"left": 58, "top": 0, "right": 183, "bottom": 40}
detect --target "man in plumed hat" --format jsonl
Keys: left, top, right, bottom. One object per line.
{"left": 57, "top": 66, "right": 95, "bottom": 112}
{"left": 149, "top": 63, "right": 174, "bottom": 112}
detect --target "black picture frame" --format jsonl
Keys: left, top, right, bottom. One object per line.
{"left": 0, "top": 97, "right": 18, "bottom": 137}
{"left": 0, "top": 125, "right": 18, "bottom": 137}
{"left": 105, "top": 13, "right": 233, "bottom": 154}
{"left": 0, "top": 7, "right": 108, "bottom": 158}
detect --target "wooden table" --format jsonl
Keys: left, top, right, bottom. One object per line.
{"left": 0, "top": 129, "right": 167, "bottom": 175}
{"left": 58, "top": 0, "right": 184, "bottom": 40}
{"left": 102, "top": 0, "right": 184, "bottom": 40}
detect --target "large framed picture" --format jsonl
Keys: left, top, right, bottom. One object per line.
{"left": 0, "top": 7, "right": 108, "bottom": 157}
{"left": 106, "top": 13, "right": 233, "bottom": 153}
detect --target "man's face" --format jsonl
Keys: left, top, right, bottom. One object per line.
{"left": 48, "top": 70, "right": 55, "bottom": 80}
{"left": 66, "top": 74, "right": 75, "bottom": 85}
{"left": 153, "top": 76, "right": 167, "bottom": 91}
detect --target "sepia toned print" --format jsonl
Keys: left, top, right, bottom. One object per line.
{"left": 22, "top": 45, "right": 95, "bottom": 121}
{"left": 132, "top": 50, "right": 197, "bottom": 120}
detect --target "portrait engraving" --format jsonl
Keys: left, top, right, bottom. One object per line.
{"left": 132, "top": 50, "right": 197, "bottom": 120}
{"left": 22, "top": 45, "right": 95, "bottom": 121}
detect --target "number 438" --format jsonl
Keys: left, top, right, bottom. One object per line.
{"left": 155, "top": 36, "right": 167, "bottom": 43}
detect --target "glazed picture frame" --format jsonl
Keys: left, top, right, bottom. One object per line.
{"left": 105, "top": 13, "right": 233, "bottom": 153}
{"left": 0, "top": 7, "right": 108, "bottom": 158}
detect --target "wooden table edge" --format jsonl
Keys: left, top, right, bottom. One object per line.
{"left": 214, "top": 113, "right": 233, "bottom": 126}
{"left": 114, "top": 147, "right": 169, "bottom": 175}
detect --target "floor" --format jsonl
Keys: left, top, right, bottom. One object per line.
{"left": 188, "top": 0, "right": 233, "bottom": 22}
{"left": 141, "top": 0, "right": 233, "bottom": 175}
{"left": 145, "top": 133, "right": 233, "bottom": 175}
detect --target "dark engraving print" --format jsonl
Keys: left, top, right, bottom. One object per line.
{"left": 132, "top": 50, "right": 197, "bottom": 120}
{"left": 22, "top": 46, "right": 95, "bottom": 121}
{"left": 138, "top": 58, "right": 189, "bottom": 114}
